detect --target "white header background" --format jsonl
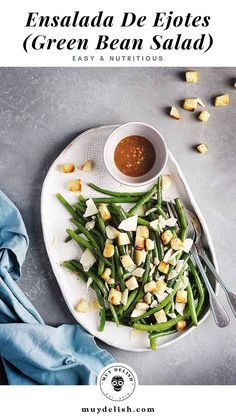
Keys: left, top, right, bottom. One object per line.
{"left": 0, "top": 0, "right": 235, "bottom": 66}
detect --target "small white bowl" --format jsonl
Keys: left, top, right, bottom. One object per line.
{"left": 103, "top": 122, "right": 168, "bottom": 187}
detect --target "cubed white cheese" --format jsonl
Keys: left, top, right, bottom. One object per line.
{"left": 125, "top": 276, "right": 139, "bottom": 290}
{"left": 118, "top": 232, "right": 130, "bottom": 246}
{"left": 108, "top": 288, "right": 122, "bottom": 305}
{"left": 144, "top": 292, "right": 152, "bottom": 305}
{"left": 126, "top": 263, "right": 137, "bottom": 273}
{"left": 154, "top": 280, "right": 167, "bottom": 295}
{"left": 144, "top": 281, "right": 157, "bottom": 293}
{"left": 132, "top": 267, "right": 145, "bottom": 277}
{"left": 120, "top": 255, "right": 134, "bottom": 269}
{"left": 154, "top": 309, "right": 167, "bottom": 323}
{"left": 74, "top": 299, "right": 89, "bottom": 313}
{"left": 135, "top": 302, "right": 149, "bottom": 311}
{"left": 176, "top": 289, "right": 188, "bottom": 303}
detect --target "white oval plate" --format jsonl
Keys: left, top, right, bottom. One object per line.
{"left": 41, "top": 125, "right": 218, "bottom": 351}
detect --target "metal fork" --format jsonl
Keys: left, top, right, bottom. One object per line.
{"left": 186, "top": 209, "right": 236, "bottom": 318}
{"left": 167, "top": 201, "right": 230, "bottom": 328}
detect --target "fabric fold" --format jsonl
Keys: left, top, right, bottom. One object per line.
{"left": 0, "top": 190, "right": 114, "bottom": 385}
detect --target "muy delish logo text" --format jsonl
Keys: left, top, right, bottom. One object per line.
{"left": 98, "top": 363, "right": 138, "bottom": 401}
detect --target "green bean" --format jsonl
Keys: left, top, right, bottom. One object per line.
{"left": 137, "top": 217, "right": 150, "bottom": 227}
{"left": 164, "top": 300, "right": 173, "bottom": 314}
{"left": 90, "top": 229, "right": 105, "bottom": 276}
{"left": 109, "top": 304, "right": 120, "bottom": 327}
{"left": 186, "top": 281, "right": 198, "bottom": 326}
{"left": 70, "top": 219, "right": 98, "bottom": 250}
{"left": 155, "top": 205, "right": 168, "bottom": 219}
{"left": 92, "top": 228, "right": 105, "bottom": 247}
{"left": 189, "top": 259, "right": 205, "bottom": 317}
{"left": 123, "top": 272, "right": 132, "bottom": 280}
{"left": 110, "top": 213, "right": 126, "bottom": 255}
{"left": 88, "top": 183, "right": 144, "bottom": 197}
{"left": 64, "top": 207, "right": 91, "bottom": 242}
{"left": 63, "top": 260, "right": 105, "bottom": 308}
{"left": 149, "top": 335, "right": 157, "bottom": 350}
{"left": 98, "top": 259, "right": 105, "bottom": 276}
{"left": 74, "top": 203, "right": 86, "bottom": 216}
{"left": 78, "top": 194, "right": 86, "bottom": 203}
{"left": 128, "top": 185, "right": 157, "bottom": 216}
{"left": 149, "top": 329, "right": 177, "bottom": 349}
{"left": 70, "top": 260, "right": 107, "bottom": 296}
{"left": 119, "top": 289, "right": 139, "bottom": 315}
{"left": 111, "top": 204, "right": 133, "bottom": 243}
{"left": 175, "top": 198, "right": 188, "bottom": 241}
{"left": 122, "top": 252, "right": 152, "bottom": 317}
{"left": 163, "top": 226, "right": 177, "bottom": 232}
{"left": 111, "top": 257, "right": 116, "bottom": 282}
{"left": 132, "top": 254, "right": 190, "bottom": 321}
{"left": 149, "top": 329, "right": 177, "bottom": 340}
{"left": 99, "top": 308, "right": 106, "bottom": 332}
{"left": 150, "top": 230, "right": 158, "bottom": 259}
{"left": 114, "top": 246, "right": 125, "bottom": 291}
{"left": 63, "top": 260, "right": 81, "bottom": 275}
{"left": 157, "top": 176, "right": 162, "bottom": 206}
{"left": 134, "top": 311, "right": 188, "bottom": 332}
{"left": 65, "top": 228, "right": 79, "bottom": 243}
{"left": 71, "top": 218, "right": 112, "bottom": 267}
{"left": 66, "top": 229, "right": 97, "bottom": 255}
{"left": 93, "top": 197, "right": 139, "bottom": 204}
{"left": 148, "top": 212, "right": 164, "bottom": 260}
{"left": 56, "top": 193, "right": 83, "bottom": 222}
{"left": 96, "top": 214, "right": 107, "bottom": 238}
{"left": 108, "top": 317, "right": 131, "bottom": 327}
{"left": 93, "top": 284, "right": 105, "bottom": 308}
{"left": 187, "top": 281, "right": 198, "bottom": 326}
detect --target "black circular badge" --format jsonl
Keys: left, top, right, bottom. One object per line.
{"left": 98, "top": 363, "right": 138, "bottom": 401}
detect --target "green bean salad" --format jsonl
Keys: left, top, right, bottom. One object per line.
{"left": 57, "top": 177, "right": 207, "bottom": 350}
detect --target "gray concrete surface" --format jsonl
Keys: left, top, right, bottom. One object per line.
{"left": 0, "top": 67, "right": 236, "bottom": 384}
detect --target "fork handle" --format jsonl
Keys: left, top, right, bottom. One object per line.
{"left": 198, "top": 249, "right": 236, "bottom": 318}
{"left": 191, "top": 247, "right": 230, "bottom": 328}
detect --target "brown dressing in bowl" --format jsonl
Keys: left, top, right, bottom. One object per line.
{"left": 114, "top": 135, "right": 156, "bottom": 177}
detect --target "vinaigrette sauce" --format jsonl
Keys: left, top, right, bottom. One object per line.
{"left": 114, "top": 135, "right": 156, "bottom": 177}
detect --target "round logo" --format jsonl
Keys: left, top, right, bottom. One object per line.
{"left": 98, "top": 363, "right": 138, "bottom": 401}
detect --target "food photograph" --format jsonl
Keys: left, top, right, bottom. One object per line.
{"left": 0, "top": 67, "right": 236, "bottom": 385}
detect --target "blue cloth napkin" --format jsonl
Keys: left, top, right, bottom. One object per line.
{"left": 0, "top": 190, "right": 115, "bottom": 385}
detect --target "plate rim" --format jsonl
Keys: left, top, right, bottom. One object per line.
{"left": 41, "top": 124, "right": 219, "bottom": 352}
